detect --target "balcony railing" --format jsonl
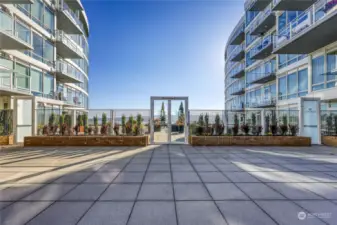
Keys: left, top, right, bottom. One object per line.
{"left": 0, "top": 9, "right": 32, "bottom": 49}
{"left": 56, "top": 60, "right": 83, "bottom": 83}
{"left": 0, "top": 72, "right": 31, "bottom": 93}
{"left": 250, "top": 35, "right": 273, "bottom": 59}
{"left": 229, "top": 80, "right": 245, "bottom": 95}
{"left": 228, "top": 17, "right": 245, "bottom": 45}
{"left": 249, "top": 3, "right": 275, "bottom": 35}
{"left": 61, "top": 0, "right": 84, "bottom": 33}
{"left": 228, "top": 62, "right": 245, "bottom": 79}
{"left": 249, "top": 60, "right": 276, "bottom": 84}
{"left": 229, "top": 43, "right": 245, "bottom": 62}
{"left": 274, "top": 0, "right": 337, "bottom": 51}
{"left": 231, "top": 103, "right": 245, "bottom": 111}
{"left": 56, "top": 30, "right": 84, "bottom": 58}
{"left": 247, "top": 96, "right": 276, "bottom": 108}
{"left": 245, "top": 0, "right": 272, "bottom": 11}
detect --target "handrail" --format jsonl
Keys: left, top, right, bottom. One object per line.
{"left": 56, "top": 60, "right": 83, "bottom": 81}
{"left": 228, "top": 62, "right": 245, "bottom": 78}
{"left": 250, "top": 35, "right": 272, "bottom": 58}
{"left": 248, "top": 59, "right": 276, "bottom": 83}
{"left": 274, "top": 0, "right": 337, "bottom": 49}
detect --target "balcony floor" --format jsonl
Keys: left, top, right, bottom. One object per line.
{"left": 250, "top": 73, "right": 276, "bottom": 85}
{"left": 231, "top": 89, "right": 245, "bottom": 96}
{"left": 230, "top": 32, "right": 245, "bottom": 45}
{"left": 231, "top": 70, "right": 245, "bottom": 79}
{"left": 56, "top": 42, "right": 83, "bottom": 59}
{"left": 273, "top": 10, "right": 337, "bottom": 54}
{"left": 273, "top": 0, "right": 317, "bottom": 11}
{"left": 55, "top": 72, "right": 83, "bottom": 84}
{"left": 0, "top": 88, "right": 31, "bottom": 96}
{"left": 247, "top": 0, "right": 272, "bottom": 11}
{"left": 231, "top": 51, "right": 245, "bottom": 62}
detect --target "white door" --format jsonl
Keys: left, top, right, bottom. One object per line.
{"left": 302, "top": 100, "right": 320, "bottom": 144}
{"left": 150, "top": 97, "right": 188, "bottom": 144}
{"left": 15, "top": 99, "right": 32, "bottom": 143}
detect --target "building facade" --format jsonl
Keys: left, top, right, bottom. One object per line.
{"left": 225, "top": 0, "right": 337, "bottom": 131}
{"left": 0, "top": 0, "right": 89, "bottom": 141}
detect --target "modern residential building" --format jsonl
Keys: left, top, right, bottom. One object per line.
{"left": 0, "top": 0, "right": 89, "bottom": 141}
{"left": 224, "top": 0, "right": 337, "bottom": 143}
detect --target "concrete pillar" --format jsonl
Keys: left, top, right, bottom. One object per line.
{"left": 261, "top": 109, "right": 266, "bottom": 134}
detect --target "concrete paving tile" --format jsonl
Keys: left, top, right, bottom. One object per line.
{"left": 144, "top": 172, "right": 171, "bottom": 183}
{"left": 77, "top": 202, "right": 133, "bottom": 225}
{"left": 124, "top": 164, "right": 148, "bottom": 172}
{"left": 189, "top": 158, "right": 210, "bottom": 164}
{"left": 295, "top": 200, "right": 337, "bottom": 225}
{"left": 0, "top": 201, "right": 53, "bottom": 225}
{"left": 172, "top": 172, "right": 201, "bottom": 183}
{"left": 198, "top": 172, "right": 230, "bottom": 182}
{"left": 83, "top": 172, "right": 119, "bottom": 183}
{"left": 194, "top": 164, "right": 218, "bottom": 172}
{"left": 113, "top": 172, "right": 145, "bottom": 183}
{"left": 138, "top": 184, "right": 173, "bottom": 200}
{"left": 216, "top": 201, "right": 277, "bottom": 225}
{"left": 99, "top": 184, "right": 140, "bottom": 200}
{"left": 128, "top": 202, "right": 176, "bottom": 225}
{"left": 236, "top": 183, "right": 285, "bottom": 200}
{"left": 216, "top": 164, "right": 243, "bottom": 172}
{"left": 267, "top": 183, "right": 323, "bottom": 200}
{"left": 148, "top": 164, "right": 171, "bottom": 172}
{"left": 297, "top": 183, "right": 337, "bottom": 199}
{"left": 176, "top": 201, "right": 227, "bottom": 225}
{"left": 0, "top": 201, "right": 12, "bottom": 210}
{"left": 53, "top": 172, "right": 93, "bottom": 184}
{"left": 174, "top": 183, "right": 211, "bottom": 200}
{"left": 256, "top": 200, "right": 326, "bottom": 225}
{"left": 298, "top": 172, "right": 337, "bottom": 182}
{"left": 23, "top": 184, "right": 76, "bottom": 201}
{"left": 27, "top": 202, "right": 92, "bottom": 225}
{"left": 0, "top": 184, "right": 44, "bottom": 201}
{"left": 206, "top": 183, "right": 249, "bottom": 200}
{"left": 224, "top": 172, "right": 260, "bottom": 182}
{"left": 61, "top": 184, "right": 108, "bottom": 200}
{"left": 171, "top": 164, "right": 194, "bottom": 172}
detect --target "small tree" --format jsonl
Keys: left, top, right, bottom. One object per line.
{"left": 82, "top": 114, "right": 88, "bottom": 127}
{"left": 334, "top": 115, "right": 337, "bottom": 135}
{"left": 121, "top": 114, "right": 126, "bottom": 135}
{"left": 102, "top": 113, "right": 107, "bottom": 126}
{"left": 160, "top": 102, "right": 166, "bottom": 125}
{"left": 251, "top": 113, "right": 256, "bottom": 135}
{"left": 265, "top": 114, "right": 270, "bottom": 134}
{"left": 279, "top": 115, "right": 288, "bottom": 135}
{"left": 233, "top": 114, "right": 239, "bottom": 136}
{"left": 198, "top": 114, "right": 204, "bottom": 126}
{"left": 49, "top": 113, "right": 55, "bottom": 127}
{"left": 135, "top": 114, "right": 143, "bottom": 135}
{"left": 93, "top": 116, "right": 98, "bottom": 135}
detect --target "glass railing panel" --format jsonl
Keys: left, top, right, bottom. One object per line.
{"left": 250, "top": 3, "right": 273, "bottom": 32}
{"left": 251, "top": 35, "right": 272, "bottom": 57}
{"left": 14, "top": 72, "right": 30, "bottom": 91}
{"left": 0, "top": 73, "right": 11, "bottom": 88}
{"left": 0, "top": 10, "right": 13, "bottom": 36}
{"left": 56, "top": 30, "right": 84, "bottom": 57}
{"left": 62, "top": 0, "right": 84, "bottom": 32}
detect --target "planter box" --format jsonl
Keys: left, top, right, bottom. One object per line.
{"left": 24, "top": 136, "right": 149, "bottom": 147}
{"left": 190, "top": 136, "right": 311, "bottom": 146}
{"left": 322, "top": 136, "right": 337, "bottom": 147}
{"left": 0, "top": 135, "right": 14, "bottom": 145}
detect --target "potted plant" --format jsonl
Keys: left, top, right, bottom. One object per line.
{"left": 100, "top": 124, "right": 108, "bottom": 135}
{"left": 265, "top": 114, "right": 270, "bottom": 134}
{"left": 270, "top": 123, "right": 278, "bottom": 136}
{"left": 84, "top": 126, "right": 88, "bottom": 135}
{"left": 135, "top": 114, "right": 143, "bottom": 136}
{"left": 37, "top": 124, "right": 44, "bottom": 136}
{"left": 73, "top": 124, "right": 79, "bottom": 135}
{"left": 279, "top": 115, "right": 288, "bottom": 136}
{"left": 121, "top": 115, "right": 126, "bottom": 135}
{"left": 154, "top": 118, "right": 161, "bottom": 132}
{"left": 256, "top": 125, "right": 263, "bottom": 136}
{"left": 77, "top": 115, "right": 84, "bottom": 133}
{"left": 42, "top": 125, "right": 49, "bottom": 136}
{"left": 61, "top": 123, "right": 67, "bottom": 136}
{"left": 125, "top": 122, "right": 133, "bottom": 135}
{"left": 251, "top": 113, "right": 257, "bottom": 135}
{"left": 88, "top": 126, "right": 93, "bottom": 135}
{"left": 196, "top": 125, "right": 204, "bottom": 136}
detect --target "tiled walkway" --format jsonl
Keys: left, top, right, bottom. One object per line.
{"left": 1, "top": 145, "right": 337, "bottom": 225}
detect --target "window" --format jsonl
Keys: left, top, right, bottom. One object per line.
{"left": 43, "top": 73, "right": 54, "bottom": 97}
{"left": 32, "top": 33, "right": 43, "bottom": 61}
{"left": 278, "top": 76, "right": 287, "bottom": 100}
{"left": 312, "top": 56, "right": 324, "bottom": 90}
{"left": 278, "top": 54, "right": 306, "bottom": 69}
{"left": 15, "top": 20, "right": 30, "bottom": 44}
{"left": 327, "top": 52, "right": 337, "bottom": 88}
{"left": 44, "top": 40, "right": 54, "bottom": 66}
{"left": 44, "top": 6, "right": 54, "bottom": 32}
{"left": 15, "top": 63, "right": 30, "bottom": 90}
{"left": 287, "top": 72, "right": 297, "bottom": 99}
{"left": 31, "top": 69, "right": 42, "bottom": 92}
{"left": 278, "top": 12, "right": 286, "bottom": 32}
{"left": 298, "top": 68, "right": 308, "bottom": 96}
{"left": 246, "top": 11, "right": 259, "bottom": 27}
{"left": 31, "top": 0, "right": 43, "bottom": 24}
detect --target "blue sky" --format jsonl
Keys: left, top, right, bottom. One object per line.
{"left": 83, "top": 0, "right": 244, "bottom": 109}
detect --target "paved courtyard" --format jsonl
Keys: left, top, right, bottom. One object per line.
{"left": 1, "top": 145, "right": 337, "bottom": 225}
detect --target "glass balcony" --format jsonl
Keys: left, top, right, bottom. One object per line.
{"left": 247, "top": 96, "right": 276, "bottom": 108}
{"left": 57, "top": 0, "right": 84, "bottom": 34}
{"left": 245, "top": 0, "right": 272, "bottom": 11}
{"left": 55, "top": 30, "right": 84, "bottom": 59}
{"left": 249, "top": 60, "right": 276, "bottom": 84}
{"left": 0, "top": 71, "right": 31, "bottom": 96}
{"left": 0, "top": 10, "right": 32, "bottom": 50}
{"left": 249, "top": 4, "right": 276, "bottom": 36}
{"left": 250, "top": 35, "right": 273, "bottom": 60}
{"left": 64, "top": 0, "right": 84, "bottom": 11}
{"left": 272, "top": 0, "right": 317, "bottom": 11}
{"left": 230, "top": 80, "right": 246, "bottom": 96}
{"left": 56, "top": 60, "right": 83, "bottom": 84}
{"left": 229, "top": 43, "right": 245, "bottom": 62}
{"left": 229, "top": 62, "right": 245, "bottom": 79}
{"left": 273, "top": 0, "right": 337, "bottom": 54}
{"left": 231, "top": 103, "right": 245, "bottom": 111}
{"left": 228, "top": 18, "right": 245, "bottom": 45}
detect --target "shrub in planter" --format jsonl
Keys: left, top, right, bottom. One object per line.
{"left": 232, "top": 125, "right": 239, "bottom": 136}
{"left": 93, "top": 116, "right": 99, "bottom": 135}
{"left": 121, "top": 115, "right": 126, "bottom": 135}
{"left": 241, "top": 124, "right": 250, "bottom": 135}
{"left": 73, "top": 124, "right": 79, "bottom": 135}
{"left": 37, "top": 124, "right": 44, "bottom": 136}
{"left": 279, "top": 124, "right": 288, "bottom": 136}
{"left": 100, "top": 124, "right": 108, "bottom": 135}
{"left": 255, "top": 125, "right": 263, "bottom": 136}
{"left": 88, "top": 126, "right": 93, "bottom": 135}
{"left": 60, "top": 123, "right": 67, "bottom": 136}
{"left": 84, "top": 126, "right": 88, "bottom": 135}
{"left": 114, "top": 123, "right": 120, "bottom": 136}
{"left": 42, "top": 125, "right": 49, "bottom": 136}
{"left": 334, "top": 115, "right": 337, "bottom": 135}
{"left": 289, "top": 124, "right": 298, "bottom": 136}
{"left": 196, "top": 126, "right": 204, "bottom": 136}
{"left": 270, "top": 124, "right": 278, "bottom": 136}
